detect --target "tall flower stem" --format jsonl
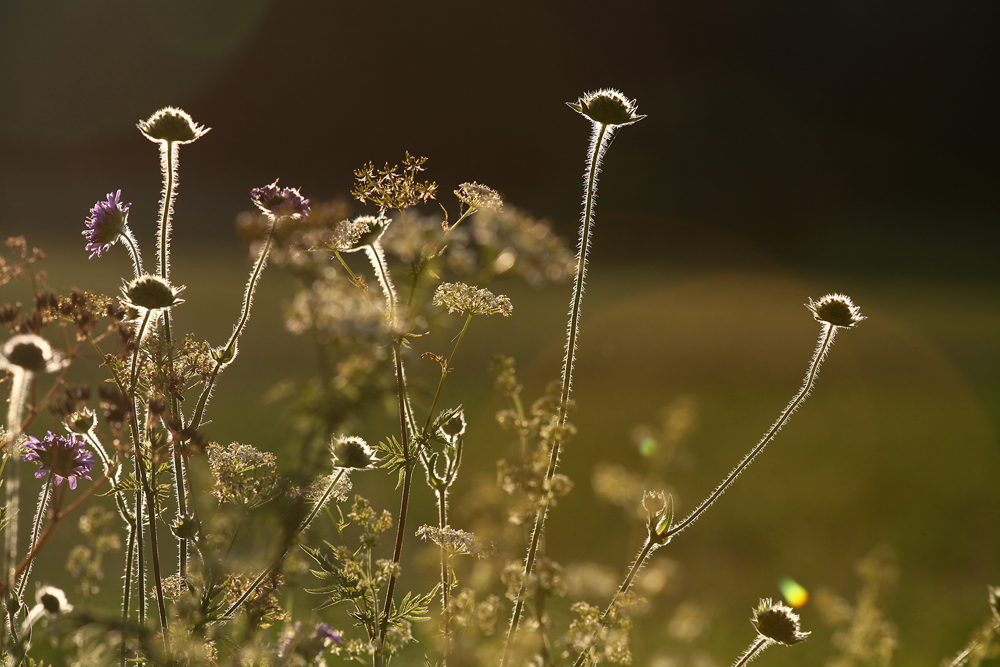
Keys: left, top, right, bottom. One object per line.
{"left": 13, "top": 480, "right": 54, "bottom": 600}
{"left": 121, "top": 228, "right": 145, "bottom": 281}
{"left": 503, "top": 121, "right": 612, "bottom": 666}
{"left": 223, "top": 468, "right": 347, "bottom": 618}
{"left": 733, "top": 636, "right": 770, "bottom": 666}
{"left": 3, "top": 369, "right": 31, "bottom": 603}
{"left": 665, "top": 323, "right": 837, "bottom": 540}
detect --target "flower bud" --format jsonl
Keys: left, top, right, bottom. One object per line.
{"left": 138, "top": 107, "right": 209, "bottom": 144}
{"left": 331, "top": 435, "right": 378, "bottom": 470}
{"left": 567, "top": 89, "right": 645, "bottom": 127}
{"left": 123, "top": 275, "right": 184, "bottom": 311}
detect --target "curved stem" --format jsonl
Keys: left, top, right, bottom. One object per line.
{"left": 121, "top": 228, "right": 145, "bottom": 280}
{"left": 666, "top": 323, "right": 837, "bottom": 539}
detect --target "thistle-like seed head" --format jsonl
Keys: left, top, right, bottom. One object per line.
{"left": 122, "top": 275, "right": 184, "bottom": 311}
{"left": 0, "top": 334, "right": 66, "bottom": 374}
{"left": 37, "top": 586, "right": 72, "bottom": 616}
{"left": 568, "top": 89, "right": 645, "bottom": 127}
{"left": 751, "top": 598, "right": 810, "bottom": 645}
{"left": 806, "top": 293, "right": 865, "bottom": 328}
{"left": 331, "top": 435, "right": 378, "bottom": 470}
{"left": 138, "top": 107, "right": 209, "bottom": 144}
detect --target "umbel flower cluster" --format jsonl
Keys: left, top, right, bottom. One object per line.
{"left": 0, "top": 93, "right": 993, "bottom": 667}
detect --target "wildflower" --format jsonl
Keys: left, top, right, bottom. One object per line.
{"left": 251, "top": 180, "right": 311, "bottom": 219}
{"left": 315, "top": 622, "right": 343, "bottom": 645}
{"left": 22, "top": 431, "right": 95, "bottom": 489}
{"left": 82, "top": 190, "right": 131, "bottom": 258}
{"left": 332, "top": 214, "right": 391, "bottom": 252}
{"left": 0, "top": 334, "right": 66, "bottom": 374}
{"left": 806, "top": 293, "right": 865, "bottom": 328}
{"left": 568, "top": 89, "right": 645, "bottom": 127}
{"left": 416, "top": 525, "right": 495, "bottom": 558}
{"left": 751, "top": 598, "right": 810, "bottom": 645}
{"left": 122, "top": 274, "right": 184, "bottom": 311}
{"left": 331, "top": 435, "right": 379, "bottom": 469}
{"left": 206, "top": 442, "right": 281, "bottom": 510}
{"left": 432, "top": 282, "right": 513, "bottom": 317}
{"left": 455, "top": 182, "right": 503, "bottom": 212}
{"left": 138, "top": 107, "right": 209, "bottom": 144}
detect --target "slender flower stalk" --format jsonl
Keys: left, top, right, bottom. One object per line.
{"left": 732, "top": 598, "right": 809, "bottom": 666}
{"left": 503, "top": 90, "right": 643, "bottom": 666}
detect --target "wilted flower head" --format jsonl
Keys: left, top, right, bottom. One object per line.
{"left": 806, "top": 293, "right": 865, "bottom": 329}
{"left": 331, "top": 435, "right": 378, "bottom": 470}
{"left": 751, "top": 598, "right": 810, "bottom": 645}
{"left": 568, "top": 89, "right": 645, "bottom": 127}
{"left": 332, "top": 214, "right": 390, "bottom": 252}
{"left": 122, "top": 274, "right": 184, "bottom": 311}
{"left": 0, "top": 334, "right": 66, "bottom": 374}
{"left": 138, "top": 107, "right": 209, "bottom": 144}
{"left": 432, "top": 282, "right": 513, "bottom": 317}
{"left": 455, "top": 182, "right": 503, "bottom": 213}
{"left": 22, "top": 431, "right": 94, "bottom": 489}
{"left": 251, "top": 180, "right": 311, "bottom": 219}
{"left": 82, "top": 190, "right": 131, "bottom": 259}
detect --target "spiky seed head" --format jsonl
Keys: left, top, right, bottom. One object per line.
{"left": 123, "top": 275, "right": 184, "bottom": 311}
{"left": 806, "top": 293, "right": 865, "bottom": 328}
{"left": 751, "top": 598, "right": 810, "bottom": 645}
{"left": 37, "top": 586, "right": 72, "bottom": 616}
{"left": 331, "top": 435, "right": 378, "bottom": 469}
{"left": 568, "top": 89, "right": 645, "bottom": 127}
{"left": 66, "top": 408, "right": 97, "bottom": 434}
{"left": 138, "top": 107, "right": 209, "bottom": 144}
{"left": 1, "top": 334, "right": 66, "bottom": 374}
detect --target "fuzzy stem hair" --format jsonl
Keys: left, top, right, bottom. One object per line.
{"left": 733, "top": 636, "right": 772, "bottom": 666}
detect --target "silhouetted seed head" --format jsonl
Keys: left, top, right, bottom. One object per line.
{"left": 440, "top": 409, "right": 467, "bottom": 441}
{"left": 1, "top": 334, "right": 66, "bottom": 374}
{"left": 37, "top": 586, "right": 72, "bottom": 616}
{"left": 331, "top": 435, "right": 378, "bottom": 470}
{"left": 806, "top": 293, "right": 864, "bottom": 328}
{"left": 568, "top": 89, "right": 645, "bottom": 127}
{"left": 66, "top": 408, "right": 97, "bottom": 434}
{"left": 170, "top": 514, "right": 200, "bottom": 540}
{"left": 82, "top": 190, "right": 131, "bottom": 259}
{"left": 122, "top": 275, "right": 184, "bottom": 311}
{"left": 251, "top": 180, "right": 311, "bottom": 219}
{"left": 751, "top": 598, "right": 810, "bottom": 645}
{"left": 138, "top": 107, "right": 209, "bottom": 144}
{"left": 333, "top": 215, "right": 391, "bottom": 252}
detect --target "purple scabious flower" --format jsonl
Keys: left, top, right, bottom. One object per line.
{"left": 314, "top": 622, "right": 343, "bottom": 645}
{"left": 22, "top": 431, "right": 95, "bottom": 489}
{"left": 251, "top": 180, "right": 310, "bottom": 219}
{"left": 83, "top": 190, "right": 131, "bottom": 258}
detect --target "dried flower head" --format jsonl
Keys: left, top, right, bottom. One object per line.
{"left": 1, "top": 334, "right": 66, "bottom": 374}
{"left": 332, "top": 215, "right": 391, "bottom": 252}
{"left": 250, "top": 180, "right": 311, "bottom": 219}
{"left": 22, "top": 431, "right": 95, "bottom": 489}
{"left": 352, "top": 152, "right": 438, "bottom": 211}
{"left": 82, "top": 190, "right": 131, "bottom": 259}
{"left": 416, "top": 525, "right": 496, "bottom": 558}
{"left": 455, "top": 182, "right": 503, "bottom": 213}
{"left": 122, "top": 274, "right": 184, "bottom": 311}
{"left": 138, "top": 107, "right": 209, "bottom": 144}
{"left": 331, "top": 435, "right": 378, "bottom": 470}
{"left": 37, "top": 585, "right": 72, "bottom": 616}
{"left": 568, "top": 89, "right": 645, "bottom": 127}
{"left": 806, "top": 293, "right": 865, "bottom": 328}
{"left": 432, "top": 282, "right": 513, "bottom": 317}
{"left": 752, "top": 598, "right": 810, "bottom": 645}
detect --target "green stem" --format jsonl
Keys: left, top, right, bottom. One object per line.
{"left": 121, "top": 228, "right": 145, "bottom": 280}
{"left": 129, "top": 310, "right": 152, "bottom": 393}
{"left": 666, "top": 323, "right": 838, "bottom": 540}
{"left": 503, "top": 122, "right": 611, "bottom": 667}
{"left": 733, "top": 636, "right": 770, "bottom": 667}
{"left": 423, "top": 314, "right": 472, "bottom": 435}
{"left": 13, "top": 480, "right": 53, "bottom": 601}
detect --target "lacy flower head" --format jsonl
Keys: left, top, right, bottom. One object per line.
{"left": 0, "top": 334, "right": 66, "bottom": 374}
{"left": 251, "top": 180, "right": 311, "bottom": 220}
{"left": 568, "top": 89, "right": 645, "bottom": 127}
{"left": 138, "top": 107, "right": 209, "bottom": 144}
{"left": 331, "top": 214, "right": 391, "bottom": 252}
{"left": 751, "top": 598, "right": 810, "bottom": 646}
{"left": 432, "top": 282, "right": 513, "bottom": 317}
{"left": 82, "top": 190, "right": 131, "bottom": 259}
{"left": 22, "top": 431, "right": 95, "bottom": 489}
{"left": 806, "top": 293, "right": 865, "bottom": 329}
{"left": 454, "top": 182, "right": 503, "bottom": 213}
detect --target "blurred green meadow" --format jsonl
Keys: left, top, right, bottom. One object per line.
{"left": 7, "top": 237, "right": 999, "bottom": 666}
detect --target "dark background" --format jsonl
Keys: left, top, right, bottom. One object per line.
{"left": 1, "top": 0, "right": 998, "bottom": 275}
{"left": 2, "top": 2, "right": 999, "bottom": 665}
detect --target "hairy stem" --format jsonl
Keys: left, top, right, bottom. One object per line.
{"left": 733, "top": 636, "right": 771, "bottom": 666}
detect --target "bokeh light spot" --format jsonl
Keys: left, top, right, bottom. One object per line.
{"left": 779, "top": 576, "right": 809, "bottom": 608}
